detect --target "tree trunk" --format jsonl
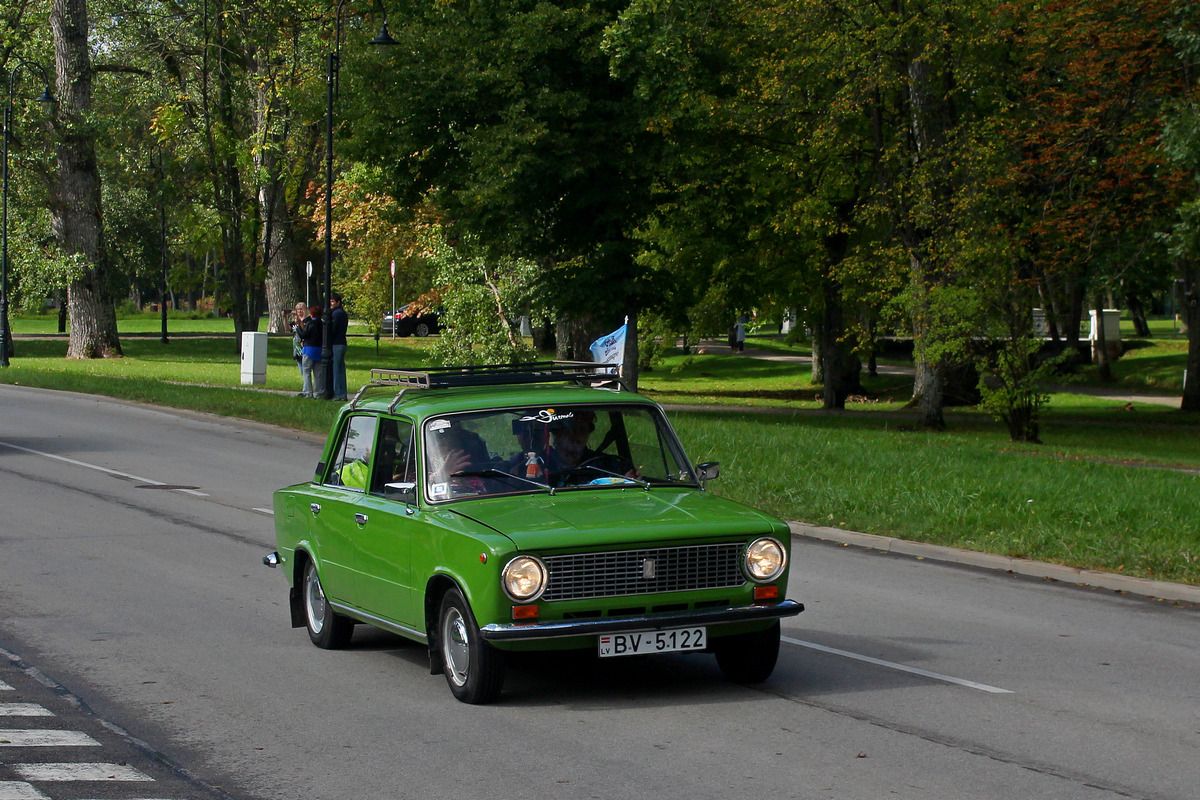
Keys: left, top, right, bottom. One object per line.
{"left": 203, "top": 0, "right": 255, "bottom": 344}
{"left": 916, "top": 359, "right": 946, "bottom": 430}
{"left": 259, "top": 165, "right": 298, "bottom": 333}
{"left": 1064, "top": 276, "right": 1085, "bottom": 365}
{"left": 810, "top": 330, "right": 823, "bottom": 384}
{"left": 1092, "top": 295, "right": 1112, "bottom": 382}
{"left": 621, "top": 309, "right": 639, "bottom": 393}
{"left": 817, "top": 277, "right": 862, "bottom": 410}
{"left": 1181, "top": 259, "right": 1200, "bottom": 412}
{"left": 908, "top": 250, "right": 946, "bottom": 429}
{"left": 1125, "top": 292, "right": 1151, "bottom": 338}
{"left": 51, "top": 0, "right": 122, "bottom": 359}
{"left": 252, "top": 48, "right": 303, "bottom": 335}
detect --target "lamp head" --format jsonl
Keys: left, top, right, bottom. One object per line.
{"left": 368, "top": 21, "right": 397, "bottom": 46}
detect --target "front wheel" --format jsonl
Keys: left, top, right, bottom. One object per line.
{"left": 714, "top": 621, "right": 781, "bottom": 683}
{"left": 303, "top": 560, "right": 353, "bottom": 649}
{"left": 438, "top": 587, "right": 505, "bottom": 704}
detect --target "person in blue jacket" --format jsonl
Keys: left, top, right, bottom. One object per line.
{"left": 329, "top": 292, "right": 349, "bottom": 400}
{"left": 299, "top": 305, "right": 324, "bottom": 398}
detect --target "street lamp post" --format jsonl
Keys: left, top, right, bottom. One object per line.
{"left": 321, "top": 1, "right": 396, "bottom": 397}
{"left": 150, "top": 148, "right": 169, "bottom": 345}
{"left": 1, "top": 60, "right": 54, "bottom": 368}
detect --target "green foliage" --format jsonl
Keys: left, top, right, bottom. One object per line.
{"left": 1161, "top": 1, "right": 1200, "bottom": 260}
{"left": 356, "top": 0, "right": 664, "bottom": 334}
{"left": 428, "top": 235, "right": 539, "bottom": 366}
{"left": 977, "top": 337, "right": 1059, "bottom": 443}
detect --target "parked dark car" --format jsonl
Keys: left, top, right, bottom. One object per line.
{"left": 382, "top": 304, "right": 441, "bottom": 337}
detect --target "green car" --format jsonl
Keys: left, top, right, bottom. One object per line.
{"left": 266, "top": 362, "right": 803, "bottom": 703}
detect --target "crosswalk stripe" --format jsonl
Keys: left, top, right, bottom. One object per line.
{"left": 0, "top": 703, "right": 54, "bottom": 717}
{"left": 0, "top": 730, "right": 101, "bottom": 747}
{"left": 0, "top": 782, "right": 50, "bottom": 800}
{"left": 9, "top": 763, "right": 154, "bottom": 782}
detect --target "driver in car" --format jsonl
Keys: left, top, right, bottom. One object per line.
{"left": 548, "top": 411, "right": 597, "bottom": 470}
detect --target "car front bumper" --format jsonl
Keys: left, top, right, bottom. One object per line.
{"left": 478, "top": 599, "right": 803, "bottom": 642}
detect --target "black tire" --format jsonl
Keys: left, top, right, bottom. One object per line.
{"left": 437, "top": 587, "right": 505, "bottom": 704}
{"left": 714, "top": 621, "right": 781, "bottom": 683}
{"left": 302, "top": 560, "right": 353, "bottom": 649}
{"left": 414, "top": 322, "right": 431, "bottom": 337}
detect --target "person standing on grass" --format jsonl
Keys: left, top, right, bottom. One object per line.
{"left": 299, "top": 305, "right": 325, "bottom": 399}
{"left": 329, "top": 292, "right": 349, "bottom": 401}
{"left": 724, "top": 316, "right": 744, "bottom": 352}
{"left": 289, "top": 302, "right": 306, "bottom": 390}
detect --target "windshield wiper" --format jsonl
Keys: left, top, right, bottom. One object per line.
{"left": 574, "top": 464, "right": 651, "bottom": 490}
{"left": 450, "top": 468, "right": 555, "bottom": 494}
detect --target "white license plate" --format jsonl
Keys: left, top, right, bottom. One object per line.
{"left": 598, "top": 627, "right": 707, "bottom": 657}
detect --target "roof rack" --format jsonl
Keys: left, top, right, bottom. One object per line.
{"left": 350, "top": 361, "right": 627, "bottom": 411}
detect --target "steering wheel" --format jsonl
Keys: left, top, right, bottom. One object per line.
{"left": 576, "top": 453, "right": 629, "bottom": 474}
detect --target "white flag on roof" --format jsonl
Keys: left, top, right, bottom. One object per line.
{"left": 589, "top": 321, "right": 627, "bottom": 375}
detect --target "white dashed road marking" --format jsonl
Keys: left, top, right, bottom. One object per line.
{"left": 0, "top": 781, "right": 49, "bottom": 800}
{"left": 0, "top": 441, "right": 209, "bottom": 496}
{"left": 783, "top": 636, "right": 1013, "bottom": 694}
{"left": 0, "top": 680, "right": 13, "bottom": 690}
{"left": 9, "top": 763, "right": 154, "bottom": 782}
{"left": 0, "top": 704, "right": 53, "bottom": 717}
{"left": 0, "top": 730, "right": 101, "bottom": 747}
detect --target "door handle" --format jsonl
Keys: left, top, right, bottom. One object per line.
{"left": 354, "top": 513, "right": 369, "bottom": 525}
{"left": 310, "top": 503, "right": 321, "bottom": 515}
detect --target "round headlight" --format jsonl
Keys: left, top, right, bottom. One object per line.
{"left": 502, "top": 555, "right": 547, "bottom": 602}
{"left": 744, "top": 537, "right": 786, "bottom": 582}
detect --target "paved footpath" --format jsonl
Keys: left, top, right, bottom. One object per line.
{"left": 698, "top": 338, "right": 1183, "bottom": 408}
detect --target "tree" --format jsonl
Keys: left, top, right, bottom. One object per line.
{"left": 353, "top": 0, "right": 666, "bottom": 388}
{"left": 51, "top": 0, "right": 122, "bottom": 358}
{"left": 1161, "top": 0, "right": 1200, "bottom": 411}
{"left": 1008, "top": 0, "right": 1187, "bottom": 377}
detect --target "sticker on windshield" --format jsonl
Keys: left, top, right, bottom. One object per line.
{"left": 519, "top": 408, "right": 574, "bottom": 425}
{"left": 430, "top": 482, "right": 449, "bottom": 499}
{"left": 429, "top": 419, "right": 451, "bottom": 433}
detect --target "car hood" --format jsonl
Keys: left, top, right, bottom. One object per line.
{"left": 447, "top": 488, "right": 784, "bottom": 551}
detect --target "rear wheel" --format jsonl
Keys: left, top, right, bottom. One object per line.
{"left": 438, "top": 587, "right": 505, "bottom": 704}
{"left": 714, "top": 621, "right": 780, "bottom": 683}
{"left": 414, "top": 321, "right": 431, "bottom": 337}
{"left": 303, "top": 560, "right": 353, "bottom": 649}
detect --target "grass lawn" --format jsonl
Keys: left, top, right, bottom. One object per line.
{"left": 2, "top": 325, "right": 1197, "bottom": 586}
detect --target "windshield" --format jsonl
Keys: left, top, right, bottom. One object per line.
{"left": 422, "top": 403, "right": 698, "bottom": 502}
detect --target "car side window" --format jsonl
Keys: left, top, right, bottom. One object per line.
{"left": 371, "top": 417, "right": 417, "bottom": 500}
{"left": 326, "top": 414, "right": 378, "bottom": 492}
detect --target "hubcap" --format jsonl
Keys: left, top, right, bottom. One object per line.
{"left": 442, "top": 607, "right": 470, "bottom": 686}
{"left": 305, "top": 565, "right": 326, "bottom": 634}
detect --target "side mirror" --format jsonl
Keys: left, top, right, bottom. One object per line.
{"left": 385, "top": 481, "right": 418, "bottom": 506}
{"left": 696, "top": 462, "right": 720, "bottom": 483}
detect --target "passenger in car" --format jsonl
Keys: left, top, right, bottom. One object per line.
{"left": 547, "top": 411, "right": 597, "bottom": 470}
{"left": 428, "top": 422, "right": 490, "bottom": 485}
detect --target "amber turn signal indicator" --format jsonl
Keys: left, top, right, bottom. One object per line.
{"left": 754, "top": 585, "right": 779, "bottom": 601}
{"left": 511, "top": 605, "right": 539, "bottom": 620}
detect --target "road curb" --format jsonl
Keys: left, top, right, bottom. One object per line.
{"left": 788, "top": 521, "right": 1200, "bottom": 605}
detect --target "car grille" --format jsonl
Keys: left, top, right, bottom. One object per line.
{"left": 541, "top": 543, "right": 746, "bottom": 602}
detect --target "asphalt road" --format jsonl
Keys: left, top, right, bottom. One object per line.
{"left": 0, "top": 384, "right": 1196, "bottom": 800}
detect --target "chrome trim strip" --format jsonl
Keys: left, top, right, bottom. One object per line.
{"left": 479, "top": 599, "right": 804, "bottom": 642}
{"left": 329, "top": 602, "right": 429, "bottom": 644}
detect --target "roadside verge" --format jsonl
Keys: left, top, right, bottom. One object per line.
{"left": 789, "top": 521, "right": 1200, "bottom": 605}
